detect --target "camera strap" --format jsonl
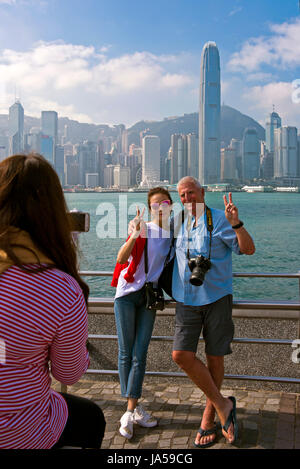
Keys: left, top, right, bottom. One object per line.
{"left": 144, "top": 236, "right": 149, "bottom": 279}
{"left": 187, "top": 206, "right": 213, "bottom": 260}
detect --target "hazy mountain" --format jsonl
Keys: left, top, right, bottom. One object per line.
{"left": 0, "top": 105, "right": 265, "bottom": 154}
{"left": 127, "top": 105, "right": 266, "bottom": 155}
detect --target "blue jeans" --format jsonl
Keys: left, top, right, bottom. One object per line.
{"left": 114, "top": 289, "right": 156, "bottom": 399}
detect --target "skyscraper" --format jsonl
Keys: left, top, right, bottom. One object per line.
{"left": 142, "top": 135, "right": 160, "bottom": 185}
{"left": 41, "top": 111, "right": 58, "bottom": 165}
{"left": 265, "top": 109, "right": 281, "bottom": 153}
{"left": 242, "top": 128, "right": 260, "bottom": 181}
{"left": 8, "top": 100, "right": 24, "bottom": 155}
{"left": 199, "top": 42, "right": 221, "bottom": 185}
{"left": 41, "top": 111, "right": 58, "bottom": 145}
{"left": 274, "top": 126, "right": 298, "bottom": 178}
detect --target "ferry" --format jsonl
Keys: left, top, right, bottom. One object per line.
{"left": 242, "top": 185, "right": 274, "bottom": 193}
{"left": 276, "top": 187, "right": 300, "bottom": 193}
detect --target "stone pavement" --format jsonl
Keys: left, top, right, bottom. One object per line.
{"left": 51, "top": 378, "right": 300, "bottom": 450}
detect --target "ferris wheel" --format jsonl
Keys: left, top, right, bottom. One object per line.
{"left": 135, "top": 167, "right": 143, "bottom": 185}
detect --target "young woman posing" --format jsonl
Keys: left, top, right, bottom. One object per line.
{"left": 111, "top": 187, "right": 172, "bottom": 439}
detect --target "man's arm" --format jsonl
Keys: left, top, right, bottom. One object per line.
{"left": 223, "top": 193, "right": 255, "bottom": 255}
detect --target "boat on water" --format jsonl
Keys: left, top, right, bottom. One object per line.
{"left": 242, "top": 185, "right": 274, "bottom": 193}
{"left": 276, "top": 187, "right": 300, "bottom": 193}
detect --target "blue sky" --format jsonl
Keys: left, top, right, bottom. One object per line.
{"left": 0, "top": 0, "right": 300, "bottom": 129}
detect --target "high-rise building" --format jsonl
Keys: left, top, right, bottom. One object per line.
{"left": 41, "top": 111, "right": 58, "bottom": 145}
{"left": 86, "top": 173, "right": 99, "bottom": 188}
{"left": 220, "top": 147, "right": 237, "bottom": 181}
{"left": 114, "top": 165, "right": 131, "bottom": 188}
{"left": 142, "top": 135, "right": 160, "bottom": 184}
{"left": 0, "top": 136, "right": 9, "bottom": 161}
{"left": 103, "top": 164, "right": 115, "bottom": 187}
{"left": 41, "top": 135, "right": 54, "bottom": 165}
{"left": 229, "top": 138, "right": 242, "bottom": 180}
{"left": 75, "top": 141, "right": 100, "bottom": 186}
{"left": 199, "top": 42, "right": 221, "bottom": 185}
{"left": 242, "top": 128, "right": 260, "bottom": 181}
{"left": 55, "top": 145, "right": 65, "bottom": 186}
{"left": 266, "top": 110, "right": 281, "bottom": 153}
{"left": 187, "top": 133, "right": 198, "bottom": 177}
{"left": 8, "top": 100, "right": 24, "bottom": 155}
{"left": 274, "top": 126, "right": 298, "bottom": 178}
{"left": 41, "top": 111, "right": 58, "bottom": 164}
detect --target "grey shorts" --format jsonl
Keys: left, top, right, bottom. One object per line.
{"left": 173, "top": 294, "right": 234, "bottom": 356}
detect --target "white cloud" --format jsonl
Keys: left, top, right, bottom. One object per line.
{"left": 228, "top": 6, "right": 242, "bottom": 17}
{"left": 242, "top": 81, "right": 300, "bottom": 129}
{"left": 0, "top": 41, "right": 194, "bottom": 124}
{"left": 228, "top": 17, "right": 300, "bottom": 72}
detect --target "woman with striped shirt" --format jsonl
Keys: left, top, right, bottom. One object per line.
{"left": 0, "top": 153, "right": 105, "bottom": 449}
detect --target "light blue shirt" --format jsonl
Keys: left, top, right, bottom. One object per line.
{"left": 172, "top": 207, "right": 242, "bottom": 306}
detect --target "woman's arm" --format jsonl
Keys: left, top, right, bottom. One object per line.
{"left": 50, "top": 291, "right": 89, "bottom": 385}
{"left": 117, "top": 233, "right": 138, "bottom": 264}
{"left": 117, "top": 207, "right": 145, "bottom": 264}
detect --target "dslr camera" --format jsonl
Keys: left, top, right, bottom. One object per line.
{"left": 145, "top": 282, "right": 165, "bottom": 311}
{"left": 188, "top": 255, "right": 211, "bottom": 286}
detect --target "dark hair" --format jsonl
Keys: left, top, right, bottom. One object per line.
{"left": 147, "top": 187, "right": 173, "bottom": 210}
{"left": 0, "top": 153, "right": 89, "bottom": 304}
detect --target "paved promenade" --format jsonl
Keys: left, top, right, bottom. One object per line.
{"left": 51, "top": 378, "right": 300, "bottom": 449}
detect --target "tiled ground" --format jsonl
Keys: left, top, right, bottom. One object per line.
{"left": 51, "top": 378, "right": 300, "bottom": 449}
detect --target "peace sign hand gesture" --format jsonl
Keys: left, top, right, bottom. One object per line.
{"left": 128, "top": 206, "right": 146, "bottom": 238}
{"left": 223, "top": 192, "right": 240, "bottom": 227}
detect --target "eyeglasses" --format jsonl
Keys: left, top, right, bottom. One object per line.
{"left": 150, "top": 200, "right": 171, "bottom": 211}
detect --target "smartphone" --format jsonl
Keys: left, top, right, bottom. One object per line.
{"left": 68, "top": 211, "right": 90, "bottom": 232}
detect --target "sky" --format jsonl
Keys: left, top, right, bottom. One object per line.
{"left": 0, "top": 0, "right": 300, "bottom": 129}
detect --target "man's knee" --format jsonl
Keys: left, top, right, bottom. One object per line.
{"left": 172, "top": 350, "right": 196, "bottom": 370}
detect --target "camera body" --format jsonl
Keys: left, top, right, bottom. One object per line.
{"left": 68, "top": 211, "right": 90, "bottom": 232}
{"left": 188, "top": 255, "right": 211, "bottom": 286}
{"left": 145, "top": 282, "right": 165, "bottom": 311}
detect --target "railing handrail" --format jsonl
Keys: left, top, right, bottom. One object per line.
{"left": 79, "top": 270, "right": 300, "bottom": 279}
{"left": 72, "top": 269, "right": 300, "bottom": 388}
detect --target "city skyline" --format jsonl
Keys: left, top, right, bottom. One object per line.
{"left": 0, "top": 1, "right": 300, "bottom": 129}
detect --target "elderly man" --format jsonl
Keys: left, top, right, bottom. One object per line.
{"left": 171, "top": 176, "right": 255, "bottom": 447}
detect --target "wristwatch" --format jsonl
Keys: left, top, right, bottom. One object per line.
{"left": 232, "top": 220, "right": 244, "bottom": 230}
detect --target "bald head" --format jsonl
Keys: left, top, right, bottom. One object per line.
{"left": 177, "top": 176, "right": 202, "bottom": 191}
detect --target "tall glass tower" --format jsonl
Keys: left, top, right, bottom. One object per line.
{"left": 266, "top": 109, "right": 281, "bottom": 153}
{"left": 199, "top": 42, "right": 221, "bottom": 185}
{"left": 8, "top": 100, "right": 24, "bottom": 155}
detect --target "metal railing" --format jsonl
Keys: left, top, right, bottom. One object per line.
{"left": 78, "top": 271, "right": 300, "bottom": 386}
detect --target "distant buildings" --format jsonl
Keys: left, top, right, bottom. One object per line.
{"left": 242, "top": 128, "right": 260, "bottom": 181}
{"left": 266, "top": 110, "right": 281, "bottom": 153}
{"left": 199, "top": 41, "right": 221, "bottom": 185}
{"left": 141, "top": 135, "right": 160, "bottom": 186}
{"left": 8, "top": 101, "right": 24, "bottom": 155}
{"left": 274, "top": 126, "right": 298, "bottom": 179}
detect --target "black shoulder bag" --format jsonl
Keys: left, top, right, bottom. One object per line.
{"left": 158, "top": 210, "right": 185, "bottom": 299}
{"left": 144, "top": 236, "right": 165, "bottom": 311}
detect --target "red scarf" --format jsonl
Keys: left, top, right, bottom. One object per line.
{"left": 111, "top": 234, "right": 146, "bottom": 287}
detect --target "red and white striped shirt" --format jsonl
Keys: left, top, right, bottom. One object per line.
{"left": 0, "top": 264, "right": 89, "bottom": 449}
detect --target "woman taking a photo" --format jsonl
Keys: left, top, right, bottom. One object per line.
{"left": 111, "top": 187, "right": 173, "bottom": 440}
{"left": 0, "top": 153, "right": 105, "bottom": 449}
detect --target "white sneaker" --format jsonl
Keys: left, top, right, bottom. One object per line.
{"left": 119, "top": 410, "right": 134, "bottom": 439}
{"left": 133, "top": 405, "right": 157, "bottom": 428}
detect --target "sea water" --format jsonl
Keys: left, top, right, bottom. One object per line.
{"left": 65, "top": 191, "right": 300, "bottom": 301}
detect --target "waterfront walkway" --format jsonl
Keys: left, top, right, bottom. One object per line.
{"left": 51, "top": 378, "right": 300, "bottom": 449}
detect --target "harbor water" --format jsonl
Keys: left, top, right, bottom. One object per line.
{"left": 65, "top": 191, "right": 300, "bottom": 301}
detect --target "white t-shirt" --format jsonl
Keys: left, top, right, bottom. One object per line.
{"left": 115, "top": 222, "right": 171, "bottom": 299}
